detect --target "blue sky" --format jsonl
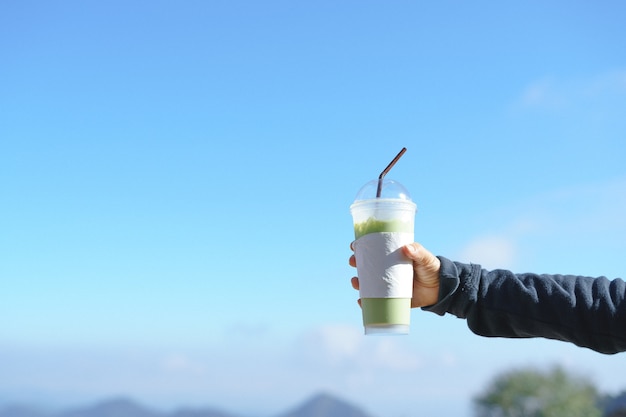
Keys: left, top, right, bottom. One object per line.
{"left": 1, "top": 1, "right": 626, "bottom": 416}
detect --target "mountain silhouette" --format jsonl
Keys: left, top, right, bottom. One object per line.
{"left": 0, "top": 393, "right": 374, "bottom": 417}
{"left": 170, "top": 406, "right": 240, "bottom": 417}
{"left": 0, "top": 405, "right": 45, "bottom": 417}
{"left": 278, "top": 393, "right": 374, "bottom": 417}
{"left": 57, "top": 398, "right": 157, "bottom": 417}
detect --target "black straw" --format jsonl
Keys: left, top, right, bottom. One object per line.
{"left": 376, "top": 147, "right": 407, "bottom": 198}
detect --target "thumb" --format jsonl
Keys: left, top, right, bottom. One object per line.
{"left": 402, "top": 242, "right": 439, "bottom": 268}
{"left": 402, "top": 242, "right": 426, "bottom": 262}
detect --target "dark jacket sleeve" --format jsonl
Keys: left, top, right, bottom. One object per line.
{"left": 422, "top": 256, "right": 626, "bottom": 354}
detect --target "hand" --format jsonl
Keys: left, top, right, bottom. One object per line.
{"left": 349, "top": 242, "right": 441, "bottom": 308}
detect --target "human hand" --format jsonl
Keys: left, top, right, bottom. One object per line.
{"left": 349, "top": 242, "right": 441, "bottom": 308}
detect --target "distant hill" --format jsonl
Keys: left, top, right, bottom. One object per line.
{"left": 277, "top": 393, "right": 374, "bottom": 417}
{"left": 0, "top": 393, "right": 374, "bottom": 417}
{"left": 57, "top": 398, "right": 157, "bottom": 417}
{"left": 0, "top": 405, "right": 45, "bottom": 417}
{"left": 170, "top": 406, "right": 240, "bottom": 417}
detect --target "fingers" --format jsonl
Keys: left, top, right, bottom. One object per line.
{"left": 349, "top": 244, "right": 358, "bottom": 307}
{"left": 351, "top": 241, "right": 436, "bottom": 272}
{"left": 351, "top": 276, "right": 359, "bottom": 290}
{"left": 349, "top": 242, "right": 359, "bottom": 303}
{"left": 349, "top": 241, "right": 357, "bottom": 267}
{"left": 402, "top": 242, "right": 438, "bottom": 267}
{"left": 349, "top": 240, "right": 439, "bottom": 310}
{"left": 402, "top": 242, "right": 426, "bottom": 261}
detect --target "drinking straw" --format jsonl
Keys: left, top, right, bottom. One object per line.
{"left": 376, "top": 147, "right": 407, "bottom": 198}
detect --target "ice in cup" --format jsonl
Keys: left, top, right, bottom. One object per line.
{"left": 350, "top": 179, "right": 417, "bottom": 335}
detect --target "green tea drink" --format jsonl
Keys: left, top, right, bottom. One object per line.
{"left": 350, "top": 193, "right": 416, "bottom": 335}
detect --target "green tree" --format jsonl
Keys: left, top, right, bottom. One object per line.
{"left": 473, "top": 366, "right": 602, "bottom": 417}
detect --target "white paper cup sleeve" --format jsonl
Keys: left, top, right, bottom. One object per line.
{"left": 354, "top": 232, "right": 414, "bottom": 299}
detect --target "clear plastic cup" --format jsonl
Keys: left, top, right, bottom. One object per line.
{"left": 350, "top": 179, "right": 417, "bottom": 335}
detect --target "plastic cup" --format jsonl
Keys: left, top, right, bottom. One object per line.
{"left": 350, "top": 179, "right": 417, "bottom": 335}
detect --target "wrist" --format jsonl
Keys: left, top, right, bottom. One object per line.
{"left": 412, "top": 284, "right": 440, "bottom": 308}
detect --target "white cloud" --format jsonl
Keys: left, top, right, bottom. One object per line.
{"left": 458, "top": 235, "right": 518, "bottom": 270}
{"left": 519, "top": 78, "right": 566, "bottom": 110}
{"left": 457, "top": 175, "right": 626, "bottom": 272}
{"left": 545, "top": 176, "right": 626, "bottom": 233}
{"left": 369, "top": 338, "right": 422, "bottom": 371}
{"left": 584, "top": 69, "right": 626, "bottom": 95}
{"left": 295, "top": 323, "right": 423, "bottom": 372}
{"left": 439, "top": 350, "right": 459, "bottom": 368}
{"left": 160, "top": 354, "right": 206, "bottom": 375}
{"left": 516, "top": 69, "right": 626, "bottom": 111}
{"left": 298, "top": 324, "right": 362, "bottom": 364}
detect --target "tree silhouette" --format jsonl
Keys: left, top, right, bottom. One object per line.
{"left": 473, "top": 366, "right": 602, "bottom": 417}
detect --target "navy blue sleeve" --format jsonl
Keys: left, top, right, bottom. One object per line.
{"left": 423, "top": 256, "right": 626, "bottom": 354}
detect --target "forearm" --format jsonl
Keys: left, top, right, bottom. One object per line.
{"left": 423, "top": 257, "right": 626, "bottom": 354}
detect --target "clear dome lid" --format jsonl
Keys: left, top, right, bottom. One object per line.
{"left": 353, "top": 179, "right": 412, "bottom": 201}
